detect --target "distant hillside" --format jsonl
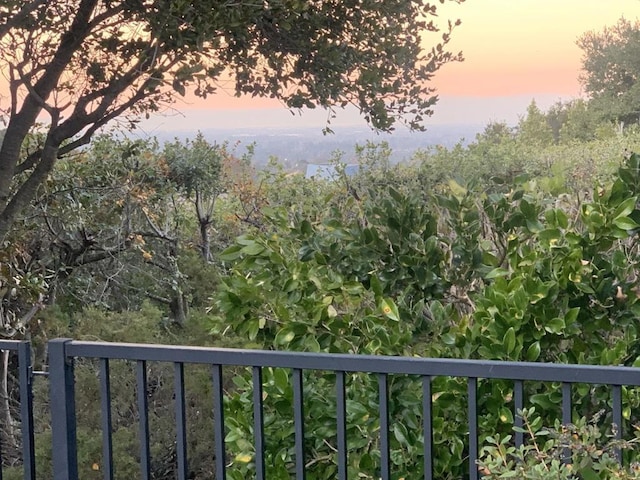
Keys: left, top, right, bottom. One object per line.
{"left": 146, "top": 124, "right": 484, "bottom": 170}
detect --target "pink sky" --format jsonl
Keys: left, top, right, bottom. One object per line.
{"left": 432, "top": 0, "right": 639, "bottom": 98}
{"left": 152, "top": 0, "right": 639, "bottom": 130}
{"left": 2, "top": 1, "right": 638, "bottom": 131}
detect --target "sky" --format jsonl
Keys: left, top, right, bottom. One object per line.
{"left": 142, "top": 0, "right": 640, "bottom": 132}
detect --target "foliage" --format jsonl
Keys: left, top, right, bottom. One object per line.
{"left": 0, "top": 0, "right": 465, "bottom": 242}
{"left": 578, "top": 18, "right": 640, "bottom": 127}
{"left": 445, "top": 152, "right": 640, "bottom": 367}
{"left": 209, "top": 142, "right": 640, "bottom": 478}
{"left": 163, "top": 133, "right": 253, "bottom": 261}
{"left": 3, "top": 78, "right": 640, "bottom": 476}
{"left": 478, "top": 408, "right": 640, "bottom": 479}
{"left": 0, "top": 131, "right": 260, "bottom": 331}
{"left": 518, "top": 100, "right": 555, "bottom": 148}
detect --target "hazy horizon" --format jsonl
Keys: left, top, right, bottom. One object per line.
{"left": 138, "top": 93, "right": 575, "bottom": 135}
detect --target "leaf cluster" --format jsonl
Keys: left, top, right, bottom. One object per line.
{"left": 478, "top": 408, "right": 640, "bottom": 479}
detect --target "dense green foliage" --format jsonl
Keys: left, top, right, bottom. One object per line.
{"left": 3, "top": 9, "right": 640, "bottom": 480}
{"left": 208, "top": 139, "right": 640, "bottom": 477}
{"left": 2, "top": 18, "right": 640, "bottom": 476}
{"left": 2, "top": 113, "right": 640, "bottom": 477}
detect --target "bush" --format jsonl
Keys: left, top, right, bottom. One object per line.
{"left": 478, "top": 408, "right": 640, "bottom": 479}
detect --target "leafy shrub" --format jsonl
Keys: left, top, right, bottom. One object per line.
{"left": 213, "top": 150, "right": 640, "bottom": 478}
{"left": 478, "top": 408, "right": 640, "bottom": 479}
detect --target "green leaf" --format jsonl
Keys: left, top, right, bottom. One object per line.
{"left": 530, "top": 393, "right": 558, "bottom": 410}
{"left": 613, "top": 196, "right": 637, "bottom": 219}
{"left": 380, "top": 298, "right": 399, "bottom": 321}
{"left": 388, "top": 187, "right": 404, "bottom": 203}
{"left": 537, "top": 228, "right": 561, "bottom": 242}
{"left": 613, "top": 215, "right": 639, "bottom": 230}
{"left": 555, "top": 209, "right": 568, "bottom": 229}
{"left": 578, "top": 467, "right": 600, "bottom": 480}
{"left": 392, "top": 423, "right": 409, "bottom": 445}
{"left": 298, "top": 245, "right": 314, "bottom": 261}
{"left": 304, "top": 336, "right": 321, "bottom": 352}
{"left": 526, "top": 219, "right": 544, "bottom": 233}
{"left": 448, "top": 179, "right": 467, "bottom": 198}
{"left": 275, "top": 329, "right": 295, "bottom": 345}
{"left": 503, "top": 327, "right": 516, "bottom": 354}
{"left": 519, "top": 198, "right": 537, "bottom": 221}
{"left": 369, "top": 275, "right": 383, "bottom": 297}
{"left": 564, "top": 307, "right": 579, "bottom": 325}
{"left": 219, "top": 245, "right": 243, "bottom": 261}
{"left": 300, "top": 219, "right": 313, "bottom": 235}
{"left": 441, "top": 333, "right": 456, "bottom": 346}
{"left": 525, "top": 341, "right": 541, "bottom": 361}
{"left": 273, "top": 368, "right": 289, "bottom": 393}
{"left": 544, "top": 317, "right": 565, "bottom": 334}
{"left": 241, "top": 242, "right": 265, "bottom": 255}
{"left": 498, "top": 407, "right": 513, "bottom": 423}
{"left": 485, "top": 268, "right": 510, "bottom": 279}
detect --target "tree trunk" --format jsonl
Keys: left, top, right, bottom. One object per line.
{"left": 169, "top": 293, "right": 188, "bottom": 326}
{"left": 0, "top": 0, "right": 99, "bottom": 241}
{"left": 199, "top": 220, "right": 211, "bottom": 262}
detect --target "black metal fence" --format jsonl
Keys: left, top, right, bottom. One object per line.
{"left": 5, "top": 338, "right": 640, "bottom": 479}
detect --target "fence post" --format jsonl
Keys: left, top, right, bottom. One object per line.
{"left": 17, "top": 341, "right": 35, "bottom": 480}
{"left": 49, "top": 339, "right": 77, "bottom": 480}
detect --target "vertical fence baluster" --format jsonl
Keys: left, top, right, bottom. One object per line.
{"left": 468, "top": 377, "right": 478, "bottom": 480}
{"left": 612, "top": 384, "right": 623, "bottom": 463}
{"left": 175, "top": 363, "right": 188, "bottom": 480}
{"left": 252, "top": 367, "right": 265, "bottom": 480}
{"left": 136, "top": 360, "right": 151, "bottom": 480}
{"left": 561, "top": 382, "right": 572, "bottom": 425}
{"left": 514, "top": 380, "right": 524, "bottom": 447}
{"left": 18, "top": 342, "right": 35, "bottom": 480}
{"left": 0, "top": 350, "right": 5, "bottom": 480}
{"left": 293, "top": 369, "right": 306, "bottom": 480}
{"left": 422, "top": 376, "right": 432, "bottom": 480}
{"left": 99, "top": 358, "right": 113, "bottom": 480}
{"left": 212, "top": 365, "right": 227, "bottom": 480}
{"left": 50, "top": 338, "right": 78, "bottom": 480}
{"left": 561, "top": 382, "right": 572, "bottom": 463}
{"left": 0, "top": 396, "right": 3, "bottom": 480}
{"left": 336, "top": 371, "right": 347, "bottom": 480}
{"left": 378, "top": 374, "right": 390, "bottom": 480}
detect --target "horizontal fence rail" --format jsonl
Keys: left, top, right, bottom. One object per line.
{"left": 0, "top": 340, "right": 34, "bottom": 480}
{"left": 45, "top": 338, "right": 640, "bottom": 480}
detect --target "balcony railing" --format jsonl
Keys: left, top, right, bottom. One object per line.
{"left": 5, "top": 338, "right": 640, "bottom": 479}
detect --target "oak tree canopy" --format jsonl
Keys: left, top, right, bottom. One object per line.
{"left": 578, "top": 17, "right": 640, "bottom": 128}
{"left": 0, "top": 0, "right": 463, "bottom": 241}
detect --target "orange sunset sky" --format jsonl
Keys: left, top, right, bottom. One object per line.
{"left": 144, "top": 0, "right": 640, "bottom": 131}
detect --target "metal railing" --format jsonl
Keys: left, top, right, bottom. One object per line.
{"left": 43, "top": 338, "right": 640, "bottom": 480}
{"left": 4, "top": 339, "right": 640, "bottom": 479}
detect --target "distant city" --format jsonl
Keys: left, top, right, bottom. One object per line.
{"left": 143, "top": 124, "right": 485, "bottom": 171}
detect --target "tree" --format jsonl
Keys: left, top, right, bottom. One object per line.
{"left": 558, "top": 99, "right": 605, "bottom": 143}
{"left": 164, "top": 133, "right": 242, "bottom": 262}
{"left": 0, "top": 0, "right": 464, "bottom": 242}
{"left": 516, "top": 100, "right": 554, "bottom": 147}
{"left": 577, "top": 18, "right": 640, "bottom": 128}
